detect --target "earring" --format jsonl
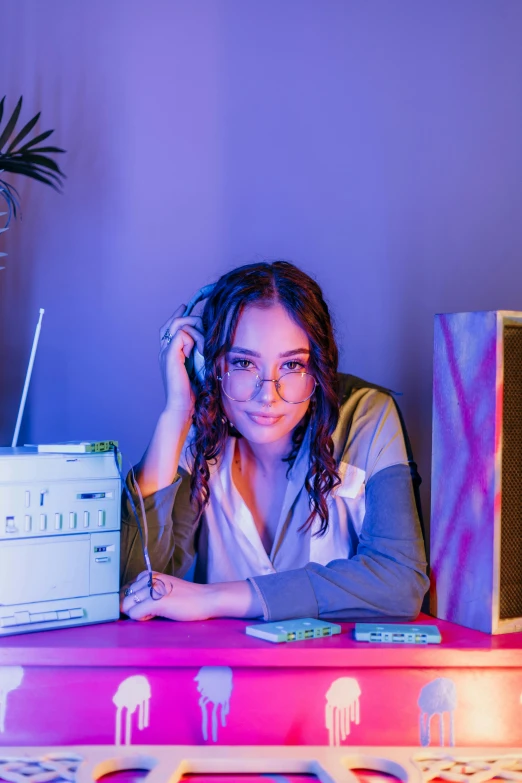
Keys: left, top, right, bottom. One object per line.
{"left": 227, "top": 419, "right": 242, "bottom": 437}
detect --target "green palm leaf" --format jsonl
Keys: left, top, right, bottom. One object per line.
{"left": 0, "top": 97, "right": 23, "bottom": 152}
{"left": 18, "top": 129, "right": 55, "bottom": 152}
{"left": 14, "top": 168, "right": 61, "bottom": 188}
{"left": 0, "top": 97, "right": 65, "bottom": 186}
{"left": 24, "top": 146, "right": 65, "bottom": 155}
{"left": 0, "top": 96, "right": 66, "bottom": 256}
{"left": 6, "top": 111, "right": 41, "bottom": 153}
{"left": 16, "top": 152, "right": 65, "bottom": 175}
{"left": 2, "top": 162, "right": 61, "bottom": 189}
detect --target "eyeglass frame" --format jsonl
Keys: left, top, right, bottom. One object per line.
{"left": 216, "top": 368, "right": 317, "bottom": 404}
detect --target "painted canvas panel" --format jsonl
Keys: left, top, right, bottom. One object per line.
{"left": 430, "top": 311, "right": 498, "bottom": 633}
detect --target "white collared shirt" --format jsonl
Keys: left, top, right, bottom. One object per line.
{"left": 179, "top": 386, "right": 406, "bottom": 584}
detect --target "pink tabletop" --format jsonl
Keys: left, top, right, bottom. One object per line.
{"left": 1, "top": 613, "right": 522, "bottom": 668}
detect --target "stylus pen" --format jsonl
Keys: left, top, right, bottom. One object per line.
{"left": 12, "top": 308, "right": 45, "bottom": 447}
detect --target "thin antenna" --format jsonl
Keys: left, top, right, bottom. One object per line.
{"left": 12, "top": 308, "right": 45, "bottom": 448}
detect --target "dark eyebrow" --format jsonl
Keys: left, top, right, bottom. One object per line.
{"left": 228, "top": 347, "right": 310, "bottom": 358}
{"left": 279, "top": 348, "right": 310, "bottom": 358}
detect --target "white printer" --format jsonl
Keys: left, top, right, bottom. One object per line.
{"left": 0, "top": 447, "right": 121, "bottom": 635}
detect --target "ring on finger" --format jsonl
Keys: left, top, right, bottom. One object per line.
{"left": 124, "top": 586, "right": 134, "bottom": 597}
{"left": 161, "top": 329, "right": 173, "bottom": 344}
{"left": 133, "top": 592, "right": 142, "bottom": 604}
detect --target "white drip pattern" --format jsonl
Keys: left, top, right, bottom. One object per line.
{"left": 194, "top": 666, "right": 233, "bottom": 743}
{"left": 325, "top": 677, "right": 361, "bottom": 746}
{"left": 0, "top": 667, "right": 24, "bottom": 735}
{"left": 112, "top": 675, "right": 151, "bottom": 746}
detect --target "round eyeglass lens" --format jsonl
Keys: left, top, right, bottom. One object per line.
{"left": 278, "top": 371, "right": 316, "bottom": 402}
{"left": 220, "top": 369, "right": 256, "bottom": 401}
{"left": 221, "top": 369, "right": 316, "bottom": 403}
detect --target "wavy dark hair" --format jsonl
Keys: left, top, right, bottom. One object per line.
{"left": 189, "top": 260, "right": 341, "bottom": 536}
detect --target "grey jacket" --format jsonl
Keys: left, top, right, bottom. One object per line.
{"left": 120, "top": 374, "right": 429, "bottom": 621}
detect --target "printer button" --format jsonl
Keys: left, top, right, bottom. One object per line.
{"left": 55, "top": 513, "right": 62, "bottom": 530}
{"left": 69, "top": 608, "right": 83, "bottom": 619}
{"left": 0, "top": 616, "right": 17, "bottom": 627}
{"left": 40, "top": 514, "right": 47, "bottom": 531}
{"left": 43, "top": 611, "right": 58, "bottom": 621}
{"left": 5, "top": 516, "right": 17, "bottom": 534}
{"left": 14, "top": 611, "right": 31, "bottom": 625}
{"left": 57, "top": 610, "right": 71, "bottom": 620}
{"left": 98, "top": 510, "right": 105, "bottom": 527}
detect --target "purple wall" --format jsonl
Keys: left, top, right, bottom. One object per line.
{"left": 1, "top": 1, "right": 522, "bottom": 530}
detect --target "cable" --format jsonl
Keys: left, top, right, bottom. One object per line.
{"left": 113, "top": 446, "right": 172, "bottom": 601}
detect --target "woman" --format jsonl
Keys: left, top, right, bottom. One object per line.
{"left": 120, "top": 260, "right": 429, "bottom": 622}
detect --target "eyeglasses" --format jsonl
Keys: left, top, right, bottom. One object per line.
{"left": 218, "top": 369, "right": 317, "bottom": 404}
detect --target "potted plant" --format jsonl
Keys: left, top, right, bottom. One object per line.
{"left": 0, "top": 96, "right": 66, "bottom": 266}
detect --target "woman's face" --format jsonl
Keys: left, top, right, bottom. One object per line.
{"left": 220, "top": 302, "right": 314, "bottom": 446}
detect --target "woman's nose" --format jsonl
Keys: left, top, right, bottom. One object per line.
{"left": 257, "top": 378, "right": 279, "bottom": 406}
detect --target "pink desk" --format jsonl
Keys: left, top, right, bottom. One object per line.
{"left": 0, "top": 614, "right": 521, "bottom": 748}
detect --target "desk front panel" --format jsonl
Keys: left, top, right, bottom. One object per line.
{"left": 1, "top": 664, "right": 521, "bottom": 748}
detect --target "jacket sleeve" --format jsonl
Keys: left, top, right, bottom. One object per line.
{"left": 119, "top": 467, "right": 199, "bottom": 585}
{"left": 248, "top": 462, "right": 429, "bottom": 622}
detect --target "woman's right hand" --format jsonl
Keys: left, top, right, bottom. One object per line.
{"left": 158, "top": 305, "right": 205, "bottom": 416}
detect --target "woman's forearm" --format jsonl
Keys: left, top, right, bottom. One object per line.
{"left": 206, "top": 580, "right": 263, "bottom": 619}
{"left": 135, "top": 406, "right": 192, "bottom": 497}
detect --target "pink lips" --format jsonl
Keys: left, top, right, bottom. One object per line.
{"left": 246, "top": 412, "right": 283, "bottom": 426}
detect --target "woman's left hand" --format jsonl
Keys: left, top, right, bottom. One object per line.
{"left": 120, "top": 571, "right": 213, "bottom": 622}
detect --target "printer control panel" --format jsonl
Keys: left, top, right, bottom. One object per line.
{"left": 0, "top": 480, "right": 120, "bottom": 539}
